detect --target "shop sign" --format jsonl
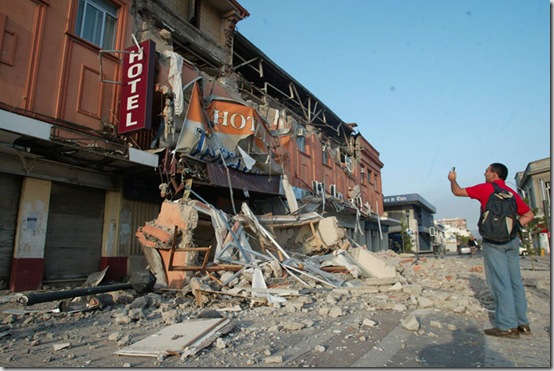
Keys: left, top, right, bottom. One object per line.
{"left": 118, "top": 39, "right": 155, "bottom": 134}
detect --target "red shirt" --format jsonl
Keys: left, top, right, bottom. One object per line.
{"left": 466, "top": 180, "right": 531, "bottom": 215}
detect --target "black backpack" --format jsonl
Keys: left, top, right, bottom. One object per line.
{"left": 478, "top": 182, "right": 519, "bottom": 243}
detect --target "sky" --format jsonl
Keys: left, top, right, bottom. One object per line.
{"left": 235, "top": 0, "right": 551, "bottom": 235}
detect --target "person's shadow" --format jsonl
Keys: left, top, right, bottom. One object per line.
{"left": 417, "top": 324, "right": 514, "bottom": 367}
{"left": 417, "top": 273, "right": 513, "bottom": 367}
{"left": 467, "top": 272, "right": 498, "bottom": 322}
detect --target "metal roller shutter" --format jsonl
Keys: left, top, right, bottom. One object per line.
{"left": 44, "top": 182, "right": 105, "bottom": 282}
{"left": 0, "top": 173, "right": 22, "bottom": 284}
{"left": 128, "top": 199, "right": 162, "bottom": 256}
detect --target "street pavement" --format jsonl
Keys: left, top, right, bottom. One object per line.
{"left": 483, "top": 255, "right": 551, "bottom": 368}
{"left": 353, "top": 254, "right": 551, "bottom": 368}
{"left": 284, "top": 253, "right": 551, "bottom": 368}
{"left": 0, "top": 254, "right": 550, "bottom": 368}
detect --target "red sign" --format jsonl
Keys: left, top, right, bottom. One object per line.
{"left": 118, "top": 39, "right": 155, "bottom": 134}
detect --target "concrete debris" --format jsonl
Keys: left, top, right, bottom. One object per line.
{"left": 328, "top": 306, "right": 344, "bottom": 318}
{"left": 3, "top": 211, "right": 527, "bottom": 367}
{"left": 400, "top": 313, "right": 420, "bottom": 331}
{"left": 53, "top": 342, "right": 71, "bottom": 351}
{"left": 417, "top": 296, "right": 434, "bottom": 308}
{"left": 116, "top": 318, "right": 233, "bottom": 358}
{"left": 136, "top": 199, "right": 366, "bottom": 290}
{"left": 283, "top": 321, "right": 304, "bottom": 331}
{"left": 362, "top": 318, "right": 377, "bottom": 327}
{"left": 314, "top": 345, "right": 326, "bottom": 352}
{"left": 348, "top": 247, "right": 397, "bottom": 278}
{"left": 429, "top": 320, "right": 443, "bottom": 329}
{"left": 264, "top": 355, "right": 283, "bottom": 364}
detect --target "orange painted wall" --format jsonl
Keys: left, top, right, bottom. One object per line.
{"left": 0, "top": 0, "right": 131, "bottom": 133}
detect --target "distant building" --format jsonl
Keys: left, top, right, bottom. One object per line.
{"left": 383, "top": 194, "right": 437, "bottom": 254}
{"left": 435, "top": 218, "right": 472, "bottom": 252}
{"left": 515, "top": 157, "right": 550, "bottom": 251}
{"left": 436, "top": 218, "right": 468, "bottom": 230}
{"left": 515, "top": 157, "right": 550, "bottom": 221}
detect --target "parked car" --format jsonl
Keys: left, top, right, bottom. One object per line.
{"left": 458, "top": 245, "right": 471, "bottom": 255}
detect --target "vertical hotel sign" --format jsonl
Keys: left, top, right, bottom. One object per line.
{"left": 118, "top": 39, "right": 155, "bottom": 134}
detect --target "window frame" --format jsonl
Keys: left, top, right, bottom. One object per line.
{"left": 297, "top": 134, "right": 306, "bottom": 153}
{"left": 75, "top": 0, "right": 119, "bottom": 50}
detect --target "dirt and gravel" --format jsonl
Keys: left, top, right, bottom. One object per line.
{"left": 0, "top": 251, "right": 549, "bottom": 368}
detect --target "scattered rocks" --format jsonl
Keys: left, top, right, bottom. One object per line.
{"left": 0, "top": 250, "right": 512, "bottom": 367}
{"left": 264, "top": 355, "right": 283, "bottom": 364}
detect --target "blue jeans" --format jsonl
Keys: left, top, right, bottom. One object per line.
{"left": 482, "top": 238, "right": 528, "bottom": 330}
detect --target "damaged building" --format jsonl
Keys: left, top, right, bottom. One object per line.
{"left": 0, "top": 0, "right": 398, "bottom": 292}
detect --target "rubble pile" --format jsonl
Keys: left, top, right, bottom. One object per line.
{"left": 135, "top": 199, "right": 361, "bottom": 290}
{"left": 3, "top": 199, "right": 547, "bottom": 367}
{"left": 0, "top": 248, "right": 502, "bottom": 367}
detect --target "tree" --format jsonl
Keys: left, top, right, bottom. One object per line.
{"left": 456, "top": 234, "right": 471, "bottom": 246}
{"left": 400, "top": 220, "right": 414, "bottom": 253}
{"left": 521, "top": 208, "right": 547, "bottom": 256}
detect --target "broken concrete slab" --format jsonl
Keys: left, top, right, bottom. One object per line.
{"left": 115, "top": 318, "right": 232, "bottom": 358}
{"left": 317, "top": 217, "right": 345, "bottom": 246}
{"left": 53, "top": 342, "right": 71, "bottom": 351}
{"left": 348, "top": 247, "right": 396, "bottom": 278}
{"left": 252, "top": 268, "right": 287, "bottom": 304}
{"left": 140, "top": 245, "right": 168, "bottom": 288}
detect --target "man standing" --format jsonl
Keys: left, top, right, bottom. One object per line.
{"left": 448, "top": 163, "right": 534, "bottom": 338}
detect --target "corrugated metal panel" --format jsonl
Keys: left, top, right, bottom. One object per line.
{"left": 129, "top": 199, "right": 161, "bottom": 256}
{"left": 0, "top": 173, "right": 21, "bottom": 282}
{"left": 44, "top": 183, "right": 105, "bottom": 281}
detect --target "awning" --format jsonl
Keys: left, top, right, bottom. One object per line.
{"left": 0, "top": 109, "right": 159, "bottom": 173}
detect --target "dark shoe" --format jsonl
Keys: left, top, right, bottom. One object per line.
{"left": 518, "top": 324, "right": 531, "bottom": 335}
{"left": 484, "top": 327, "right": 520, "bottom": 338}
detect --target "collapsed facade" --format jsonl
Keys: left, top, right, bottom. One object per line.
{"left": 0, "top": 0, "right": 397, "bottom": 292}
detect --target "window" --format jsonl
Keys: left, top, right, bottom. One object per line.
{"left": 543, "top": 180, "right": 550, "bottom": 205}
{"left": 297, "top": 135, "right": 306, "bottom": 152}
{"left": 322, "top": 147, "right": 328, "bottom": 164}
{"left": 75, "top": 0, "right": 118, "bottom": 49}
{"left": 360, "top": 166, "right": 365, "bottom": 184}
